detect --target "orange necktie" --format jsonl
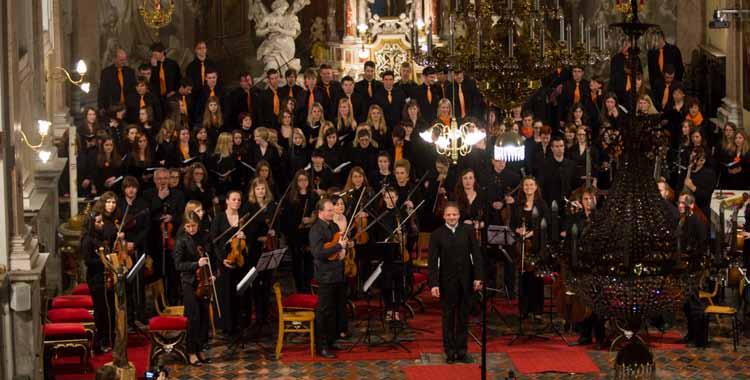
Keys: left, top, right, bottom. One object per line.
{"left": 625, "top": 75, "right": 632, "bottom": 91}
{"left": 272, "top": 89, "right": 280, "bottom": 115}
{"left": 662, "top": 83, "right": 670, "bottom": 109}
{"left": 139, "top": 95, "right": 145, "bottom": 108}
{"left": 367, "top": 81, "right": 373, "bottom": 97}
{"left": 347, "top": 96, "right": 353, "bottom": 113}
{"left": 458, "top": 83, "right": 466, "bottom": 117}
{"left": 427, "top": 85, "right": 432, "bottom": 103}
{"left": 159, "top": 63, "right": 167, "bottom": 96}
{"left": 573, "top": 82, "right": 581, "bottom": 104}
{"left": 308, "top": 90, "right": 315, "bottom": 111}
{"left": 324, "top": 84, "right": 331, "bottom": 98}
{"left": 117, "top": 67, "right": 125, "bottom": 103}
{"left": 181, "top": 95, "right": 188, "bottom": 114}
{"left": 395, "top": 145, "right": 403, "bottom": 161}
{"left": 210, "top": 88, "right": 215, "bottom": 97}
{"left": 658, "top": 48, "right": 664, "bottom": 73}
{"left": 387, "top": 90, "right": 392, "bottom": 104}
{"left": 200, "top": 62, "right": 205, "bottom": 85}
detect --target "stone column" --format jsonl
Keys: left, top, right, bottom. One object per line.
{"left": 716, "top": 0, "right": 743, "bottom": 126}
{"left": 35, "top": 158, "right": 66, "bottom": 294}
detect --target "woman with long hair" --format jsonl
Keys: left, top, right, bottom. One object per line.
{"left": 348, "top": 127, "right": 379, "bottom": 177}
{"left": 509, "top": 176, "right": 552, "bottom": 318}
{"left": 155, "top": 119, "right": 178, "bottom": 167}
{"left": 725, "top": 130, "right": 750, "bottom": 189}
{"left": 452, "top": 169, "right": 486, "bottom": 240}
{"left": 183, "top": 162, "right": 214, "bottom": 211}
{"left": 243, "top": 178, "right": 277, "bottom": 325}
{"left": 210, "top": 190, "right": 247, "bottom": 335}
{"left": 335, "top": 97, "right": 358, "bottom": 146}
{"left": 208, "top": 132, "right": 236, "bottom": 198}
{"left": 636, "top": 94, "right": 658, "bottom": 115}
{"left": 124, "top": 132, "right": 154, "bottom": 186}
{"left": 567, "top": 126, "right": 599, "bottom": 189}
{"left": 138, "top": 106, "right": 156, "bottom": 140}
{"left": 402, "top": 99, "right": 427, "bottom": 132}
{"left": 567, "top": 103, "right": 589, "bottom": 128}
{"left": 176, "top": 125, "right": 198, "bottom": 168}
{"left": 174, "top": 211, "right": 213, "bottom": 365}
{"left": 304, "top": 102, "right": 326, "bottom": 146}
{"left": 717, "top": 122, "right": 739, "bottom": 188}
{"left": 286, "top": 127, "right": 310, "bottom": 173}
{"left": 250, "top": 127, "right": 281, "bottom": 171}
{"left": 315, "top": 120, "right": 336, "bottom": 149}
{"left": 320, "top": 126, "right": 344, "bottom": 171}
{"left": 282, "top": 170, "right": 318, "bottom": 292}
{"left": 254, "top": 160, "right": 279, "bottom": 198}
{"left": 202, "top": 95, "right": 224, "bottom": 141}
{"left": 193, "top": 125, "right": 213, "bottom": 164}
{"left": 366, "top": 104, "right": 389, "bottom": 148}
{"left": 238, "top": 112, "right": 254, "bottom": 141}
{"left": 79, "top": 107, "right": 100, "bottom": 147}
{"left": 599, "top": 93, "right": 620, "bottom": 127}
{"left": 278, "top": 109, "right": 295, "bottom": 151}
{"left": 94, "top": 137, "right": 123, "bottom": 195}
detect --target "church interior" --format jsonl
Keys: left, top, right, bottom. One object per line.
{"left": 3, "top": 0, "right": 750, "bottom": 379}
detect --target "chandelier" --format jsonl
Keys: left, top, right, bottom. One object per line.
{"left": 419, "top": 118, "right": 485, "bottom": 163}
{"left": 411, "top": 0, "right": 608, "bottom": 112}
{"left": 139, "top": 0, "right": 175, "bottom": 35}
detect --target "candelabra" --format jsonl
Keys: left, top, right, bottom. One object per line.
{"left": 419, "top": 118, "right": 485, "bottom": 163}
{"left": 49, "top": 59, "right": 89, "bottom": 93}
{"left": 17, "top": 120, "right": 52, "bottom": 163}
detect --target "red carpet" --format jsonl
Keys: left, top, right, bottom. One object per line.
{"left": 508, "top": 348, "right": 598, "bottom": 374}
{"left": 52, "top": 334, "right": 151, "bottom": 380}
{"left": 403, "top": 364, "right": 481, "bottom": 380}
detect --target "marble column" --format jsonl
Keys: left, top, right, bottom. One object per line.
{"left": 717, "top": 0, "right": 743, "bottom": 127}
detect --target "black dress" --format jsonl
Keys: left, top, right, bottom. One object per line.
{"left": 210, "top": 211, "right": 247, "bottom": 334}
{"left": 172, "top": 228, "right": 212, "bottom": 354}
{"left": 509, "top": 198, "right": 552, "bottom": 316}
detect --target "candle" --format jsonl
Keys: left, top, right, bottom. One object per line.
{"left": 559, "top": 14, "right": 565, "bottom": 41}
{"left": 530, "top": 18, "right": 535, "bottom": 41}
{"left": 508, "top": 28, "right": 514, "bottom": 58}
{"left": 508, "top": 0, "right": 513, "bottom": 11}
{"left": 578, "top": 15, "right": 584, "bottom": 44}
{"left": 427, "top": 18, "right": 433, "bottom": 55}
{"left": 566, "top": 23, "right": 572, "bottom": 54}
{"left": 534, "top": 0, "right": 540, "bottom": 10}
{"left": 540, "top": 26, "right": 545, "bottom": 58}
{"left": 585, "top": 25, "right": 591, "bottom": 53}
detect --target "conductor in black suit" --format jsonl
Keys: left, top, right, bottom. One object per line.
{"left": 429, "top": 202, "right": 484, "bottom": 364}
{"left": 647, "top": 31, "right": 684, "bottom": 90}
{"left": 98, "top": 48, "right": 137, "bottom": 110}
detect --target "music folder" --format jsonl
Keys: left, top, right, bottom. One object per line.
{"left": 237, "top": 267, "right": 258, "bottom": 295}
{"left": 363, "top": 262, "right": 383, "bottom": 292}
{"left": 126, "top": 253, "right": 148, "bottom": 284}
{"left": 257, "top": 248, "right": 287, "bottom": 272}
{"left": 487, "top": 225, "right": 515, "bottom": 246}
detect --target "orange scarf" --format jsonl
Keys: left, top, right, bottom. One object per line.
{"left": 686, "top": 111, "right": 703, "bottom": 127}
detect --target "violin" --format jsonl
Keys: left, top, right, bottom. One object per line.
{"left": 161, "top": 205, "right": 175, "bottom": 251}
{"left": 344, "top": 246, "right": 358, "bottom": 278}
{"left": 432, "top": 177, "right": 448, "bottom": 218}
{"left": 98, "top": 246, "right": 116, "bottom": 289}
{"left": 354, "top": 212, "right": 369, "bottom": 245}
{"left": 195, "top": 246, "right": 212, "bottom": 299}
{"left": 227, "top": 234, "right": 246, "bottom": 268}
{"left": 112, "top": 216, "right": 134, "bottom": 270}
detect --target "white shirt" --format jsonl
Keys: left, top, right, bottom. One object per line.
{"left": 445, "top": 223, "right": 458, "bottom": 234}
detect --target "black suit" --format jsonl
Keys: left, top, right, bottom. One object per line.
{"left": 396, "top": 80, "right": 419, "bottom": 100}
{"left": 647, "top": 43, "right": 684, "bottom": 88}
{"left": 354, "top": 79, "right": 383, "bottom": 110}
{"left": 338, "top": 92, "right": 368, "bottom": 123}
{"left": 318, "top": 81, "right": 342, "bottom": 121}
{"left": 99, "top": 65, "right": 137, "bottom": 109}
{"left": 651, "top": 79, "right": 681, "bottom": 112}
{"left": 558, "top": 79, "right": 591, "bottom": 121}
{"left": 609, "top": 52, "right": 643, "bottom": 104}
{"left": 295, "top": 86, "right": 326, "bottom": 123}
{"left": 428, "top": 223, "right": 483, "bottom": 358}
{"left": 185, "top": 57, "right": 218, "bottom": 93}
{"left": 125, "top": 92, "right": 163, "bottom": 124}
{"left": 374, "top": 86, "right": 407, "bottom": 129}
{"left": 309, "top": 218, "right": 346, "bottom": 350}
{"left": 417, "top": 83, "right": 441, "bottom": 122}
{"left": 149, "top": 58, "right": 182, "bottom": 98}
{"left": 279, "top": 84, "right": 304, "bottom": 102}
{"left": 226, "top": 87, "right": 259, "bottom": 129}
{"left": 448, "top": 79, "right": 483, "bottom": 120}
{"left": 258, "top": 87, "right": 284, "bottom": 127}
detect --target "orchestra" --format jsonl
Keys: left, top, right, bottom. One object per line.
{"left": 73, "top": 35, "right": 746, "bottom": 370}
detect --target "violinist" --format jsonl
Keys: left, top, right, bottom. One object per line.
{"left": 342, "top": 167, "right": 373, "bottom": 284}
{"left": 562, "top": 189, "right": 605, "bottom": 348}
{"left": 117, "top": 177, "right": 149, "bottom": 253}
{"left": 173, "top": 211, "right": 214, "bottom": 366}
{"left": 81, "top": 210, "right": 117, "bottom": 354}
{"left": 423, "top": 156, "right": 453, "bottom": 231}
{"left": 372, "top": 188, "right": 408, "bottom": 322}
{"left": 282, "top": 170, "right": 318, "bottom": 292}
{"left": 243, "top": 178, "right": 277, "bottom": 326}
{"left": 676, "top": 192, "right": 709, "bottom": 347}
{"left": 210, "top": 190, "right": 246, "bottom": 335}
{"left": 486, "top": 157, "right": 521, "bottom": 294}
{"left": 681, "top": 147, "right": 716, "bottom": 221}
{"left": 144, "top": 168, "right": 186, "bottom": 304}
{"left": 509, "top": 176, "right": 552, "bottom": 318}
{"left": 330, "top": 195, "right": 353, "bottom": 334}
{"left": 309, "top": 198, "right": 352, "bottom": 359}
{"left": 393, "top": 159, "right": 421, "bottom": 251}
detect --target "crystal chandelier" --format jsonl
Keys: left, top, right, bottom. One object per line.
{"left": 419, "top": 118, "right": 485, "bottom": 163}
{"left": 139, "top": 0, "right": 175, "bottom": 36}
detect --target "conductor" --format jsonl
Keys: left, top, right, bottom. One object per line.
{"left": 429, "top": 202, "right": 484, "bottom": 364}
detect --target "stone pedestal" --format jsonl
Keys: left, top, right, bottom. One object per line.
{"left": 34, "top": 157, "right": 66, "bottom": 294}
{"left": 9, "top": 252, "right": 49, "bottom": 380}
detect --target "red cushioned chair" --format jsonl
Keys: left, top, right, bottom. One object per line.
{"left": 71, "top": 283, "right": 91, "bottom": 295}
{"left": 47, "top": 307, "right": 95, "bottom": 332}
{"left": 148, "top": 316, "right": 188, "bottom": 365}
{"left": 282, "top": 293, "right": 319, "bottom": 311}
{"left": 51, "top": 295, "right": 94, "bottom": 310}
{"left": 43, "top": 322, "right": 92, "bottom": 371}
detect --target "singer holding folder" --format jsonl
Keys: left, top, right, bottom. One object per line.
{"left": 429, "top": 202, "right": 484, "bottom": 364}
{"left": 309, "top": 198, "right": 352, "bottom": 358}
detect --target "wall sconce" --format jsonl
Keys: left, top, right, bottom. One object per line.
{"left": 18, "top": 120, "right": 52, "bottom": 163}
{"left": 50, "top": 59, "right": 89, "bottom": 93}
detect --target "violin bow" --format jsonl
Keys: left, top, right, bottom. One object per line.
{"left": 111, "top": 204, "right": 130, "bottom": 252}
{"left": 203, "top": 248, "right": 222, "bottom": 318}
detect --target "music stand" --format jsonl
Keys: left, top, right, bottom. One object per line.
{"left": 348, "top": 262, "right": 388, "bottom": 352}
{"left": 126, "top": 253, "right": 147, "bottom": 284}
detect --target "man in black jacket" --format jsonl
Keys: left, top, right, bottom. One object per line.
{"left": 429, "top": 203, "right": 484, "bottom": 364}
{"left": 375, "top": 70, "right": 406, "bottom": 129}
{"left": 538, "top": 136, "right": 575, "bottom": 209}
{"left": 647, "top": 31, "right": 684, "bottom": 90}
{"left": 318, "top": 64, "right": 342, "bottom": 121}
{"left": 354, "top": 61, "right": 383, "bottom": 110}
{"left": 258, "top": 68, "right": 283, "bottom": 127}
{"left": 309, "top": 198, "right": 350, "bottom": 358}
{"left": 149, "top": 42, "right": 181, "bottom": 100}
{"left": 99, "top": 49, "right": 137, "bottom": 110}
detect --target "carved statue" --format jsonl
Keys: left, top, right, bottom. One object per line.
{"left": 248, "top": 0, "right": 311, "bottom": 73}
{"left": 310, "top": 17, "right": 328, "bottom": 66}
